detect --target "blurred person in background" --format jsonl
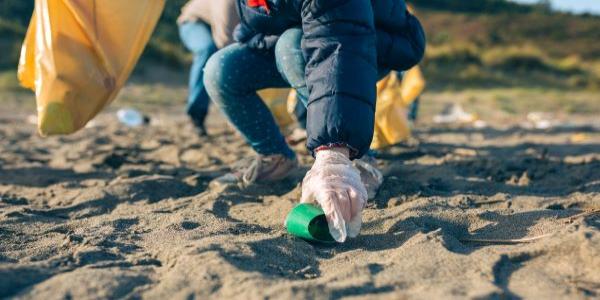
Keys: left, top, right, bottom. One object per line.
{"left": 177, "top": 0, "right": 239, "bottom": 136}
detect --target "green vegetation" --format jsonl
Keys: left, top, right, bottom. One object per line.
{"left": 0, "top": 0, "right": 599, "bottom": 91}
{"left": 418, "top": 5, "right": 600, "bottom": 90}
{"left": 414, "top": 0, "right": 544, "bottom": 13}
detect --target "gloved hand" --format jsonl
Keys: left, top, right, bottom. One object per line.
{"left": 353, "top": 155, "right": 384, "bottom": 200}
{"left": 301, "top": 148, "right": 368, "bottom": 242}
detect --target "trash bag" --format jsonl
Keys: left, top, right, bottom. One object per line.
{"left": 18, "top": 0, "right": 165, "bottom": 135}
{"left": 285, "top": 89, "right": 301, "bottom": 123}
{"left": 371, "top": 71, "right": 419, "bottom": 150}
{"left": 259, "top": 88, "right": 294, "bottom": 128}
{"left": 400, "top": 66, "right": 426, "bottom": 106}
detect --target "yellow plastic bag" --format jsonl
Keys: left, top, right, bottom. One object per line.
{"left": 400, "top": 66, "right": 426, "bottom": 106}
{"left": 18, "top": 0, "right": 165, "bottom": 135}
{"left": 371, "top": 68, "right": 425, "bottom": 150}
{"left": 286, "top": 89, "right": 300, "bottom": 123}
{"left": 259, "top": 88, "right": 294, "bottom": 128}
{"left": 371, "top": 72, "right": 409, "bottom": 149}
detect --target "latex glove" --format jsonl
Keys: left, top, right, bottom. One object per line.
{"left": 353, "top": 156, "right": 384, "bottom": 200}
{"left": 301, "top": 148, "right": 368, "bottom": 242}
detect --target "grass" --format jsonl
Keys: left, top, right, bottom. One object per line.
{"left": 423, "top": 43, "right": 600, "bottom": 91}
{"left": 415, "top": 7, "right": 600, "bottom": 91}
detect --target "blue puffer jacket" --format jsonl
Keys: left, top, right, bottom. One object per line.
{"left": 236, "top": 0, "right": 426, "bottom": 158}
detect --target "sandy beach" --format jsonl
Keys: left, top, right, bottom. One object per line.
{"left": 0, "top": 96, "right": 599, "bottom": 299}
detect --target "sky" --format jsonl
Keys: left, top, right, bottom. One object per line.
{"left": 511, "top": 0, "right": 600, "bottom": 14}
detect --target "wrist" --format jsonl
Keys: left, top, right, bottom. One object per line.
{"left": 315, "top": 145, "right": 350, "bottom": 159}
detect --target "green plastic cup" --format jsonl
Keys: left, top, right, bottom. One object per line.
{"left": 285, "top": 203, "right": 335, "bottom": 243}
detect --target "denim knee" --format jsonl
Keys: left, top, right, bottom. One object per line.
{"left": 203, "top": 51, "right": 219, "bottom": 93}
{"left": 205, "top": 45, "right": 262, "bottom": 104}
{"left": 204, "top": 48, "right": 232, "bottom": 105}
{"left": 274, "top": 28, "right": 304, "bottom": 88}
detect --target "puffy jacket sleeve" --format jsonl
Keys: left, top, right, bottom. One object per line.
{"left": 376, "top": 12, "right": 426, "bottom": 71}
{"left": 301, "top": 0, "right": 378, "bottom": 159}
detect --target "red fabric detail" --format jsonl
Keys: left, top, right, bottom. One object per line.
{"left": 314, "top": 143, "right": 360, "bottom": 159}
{"left": 247, "top": 0, "right": 270, "bottom": 13}
{"left": 315, "top": 144, "right": 347, "bottom": 152}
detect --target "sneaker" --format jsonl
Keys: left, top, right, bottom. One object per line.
{"left": 211, "top": 154, "right": 298, "bottom": 189}
{"left": 353, "top": 155, "right": 384, "bottom": 200}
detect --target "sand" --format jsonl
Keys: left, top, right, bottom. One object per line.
{"left": 0, "top": 105, "right": 599, "bottom": 299}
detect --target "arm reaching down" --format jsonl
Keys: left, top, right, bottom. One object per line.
{"left": 301, "top": 0, "right": 378, "bottom": 159}
{"left": 299, "top": 0, "right": 377, "bottom": 242}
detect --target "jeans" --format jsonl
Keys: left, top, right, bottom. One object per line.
{"left": 408, "top": 97, "right": 420, "bottom": 122}
{"left": 179, "top": 22, "right": 218, "bottom": 127}
{"left": 275, "top": 29, "right": 308, "bottom": 130}
{"left": 204, "top": 42, "right": 295, "bottom": 158}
